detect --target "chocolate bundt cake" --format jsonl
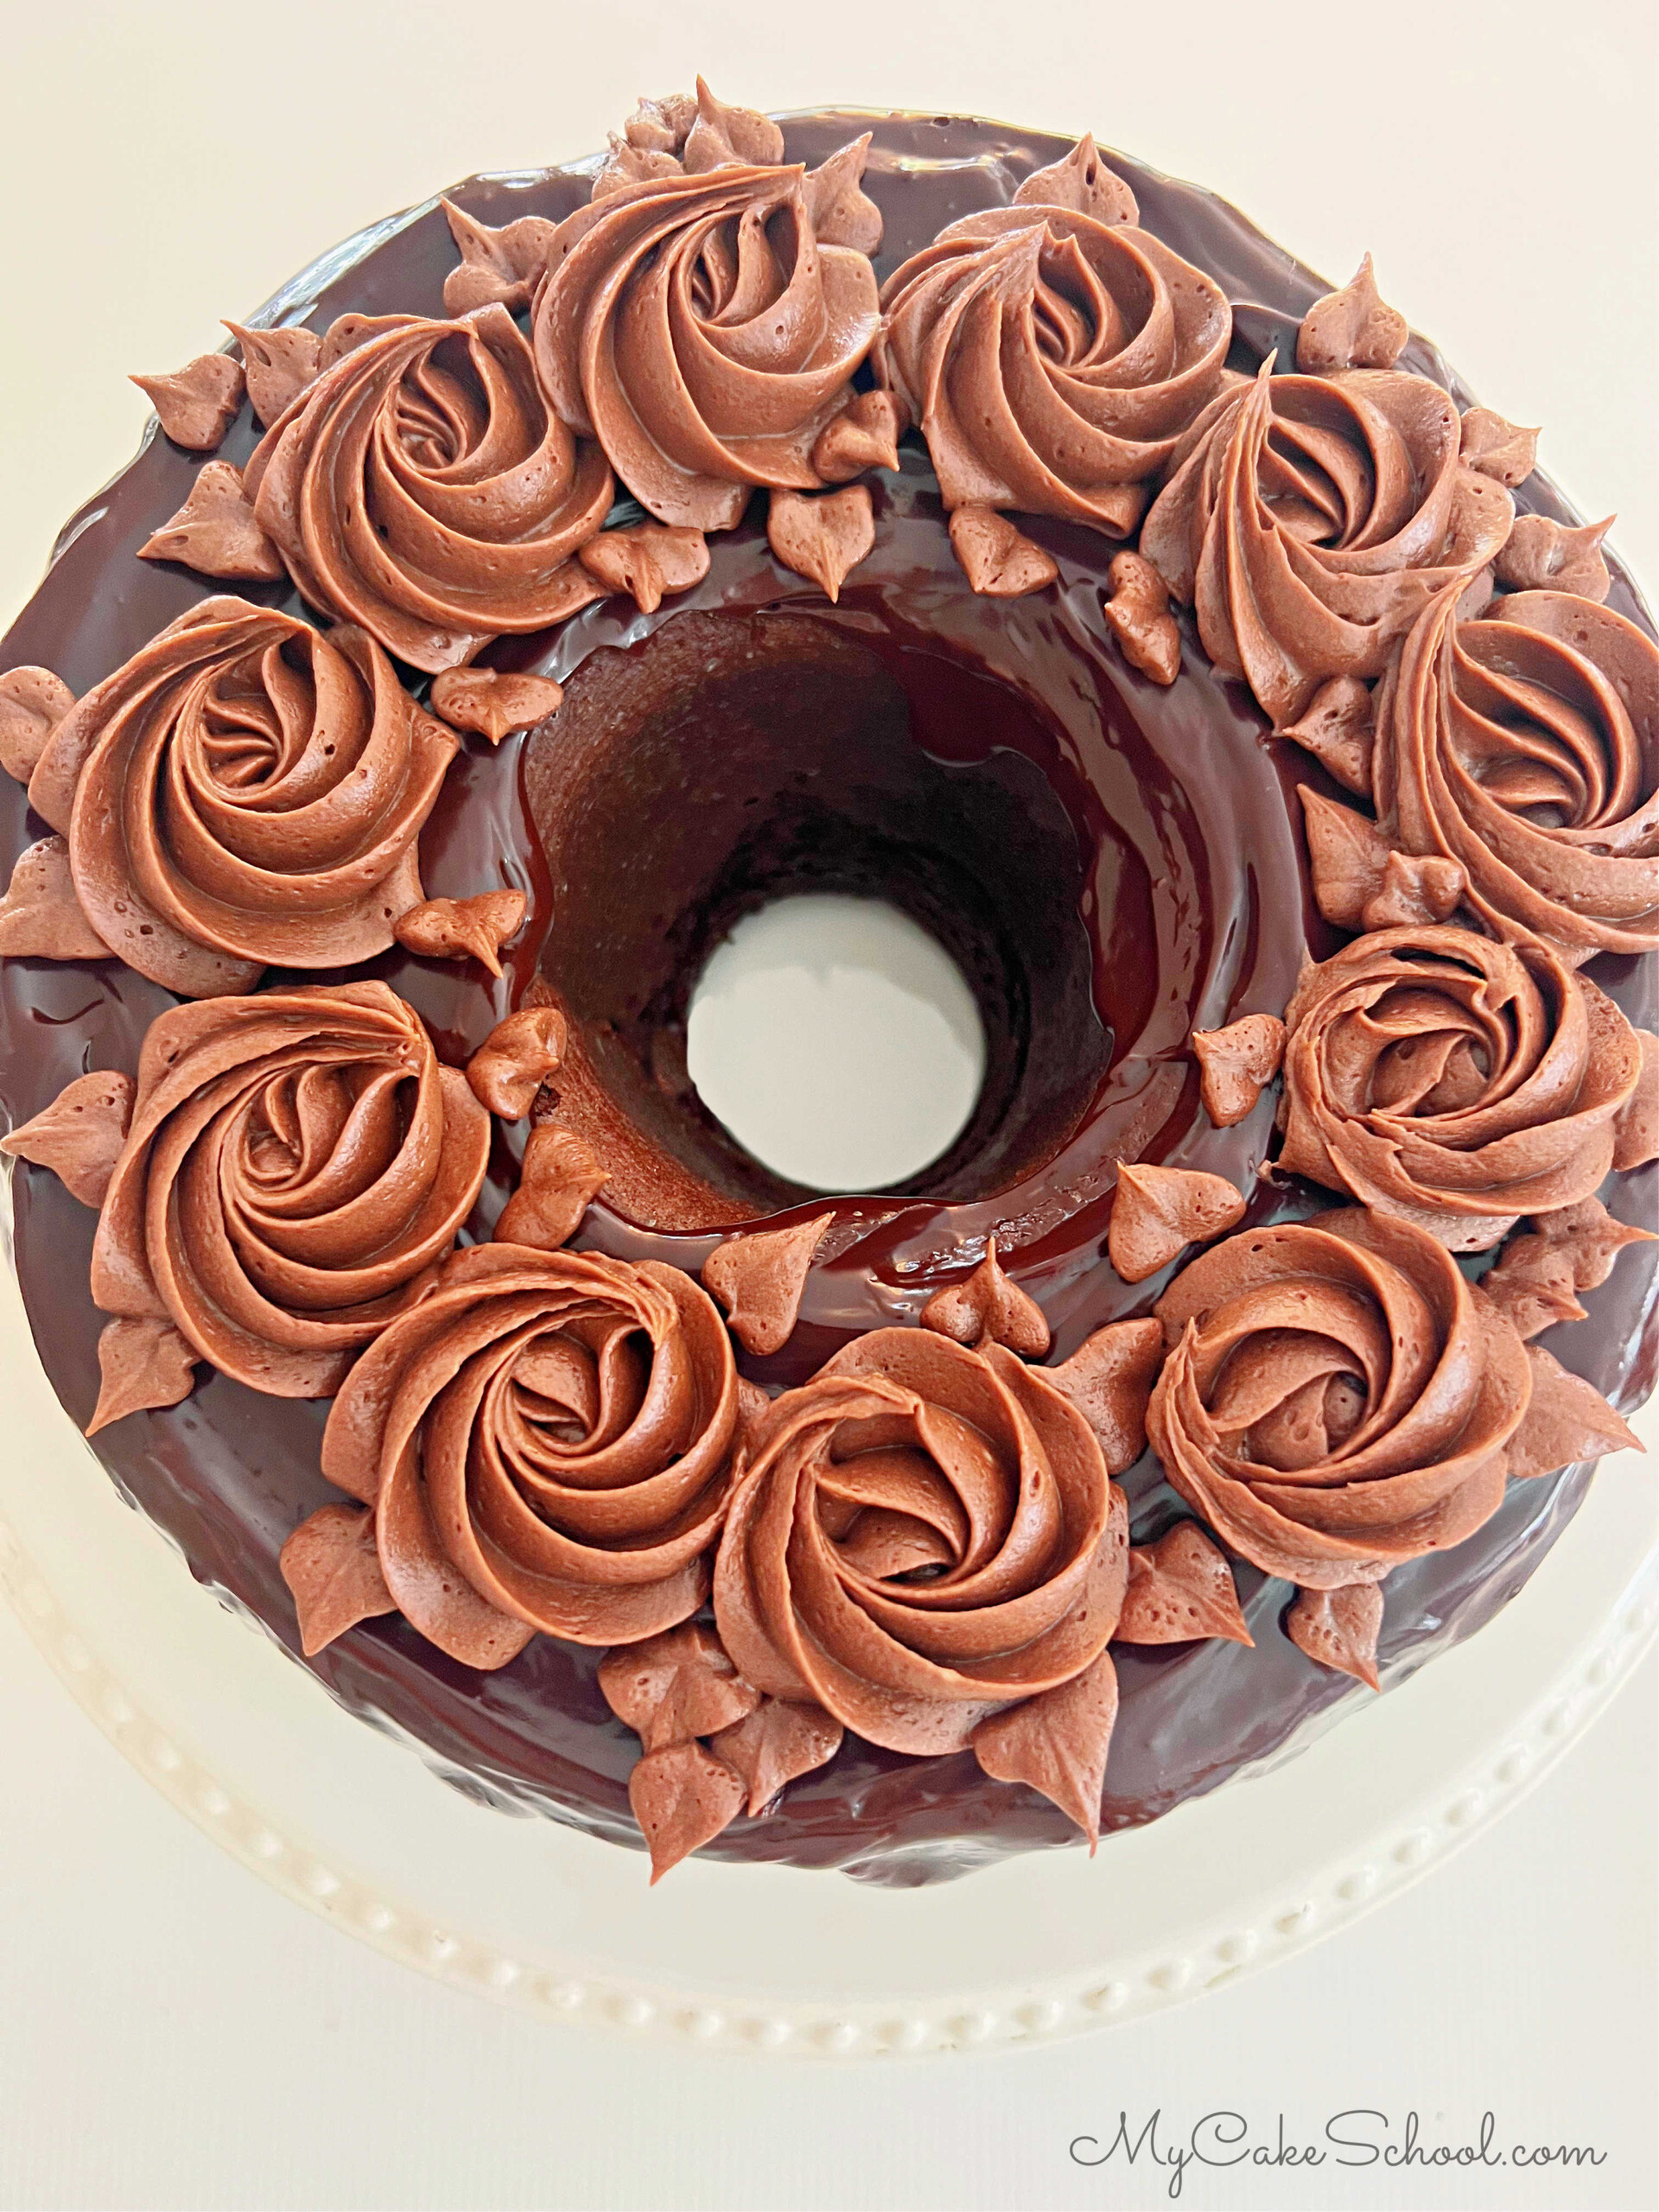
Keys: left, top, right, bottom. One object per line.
{"left": 1, "top": 88, "right": 1653, "bottom": 1884}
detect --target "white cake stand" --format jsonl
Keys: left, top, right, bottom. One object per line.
{"left": 1, "top": 1203, "right": 1652, "bottom": 2061}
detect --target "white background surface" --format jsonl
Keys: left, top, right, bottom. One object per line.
{"left": 1, "top": 3, "right": 1655, "bottom": 2207}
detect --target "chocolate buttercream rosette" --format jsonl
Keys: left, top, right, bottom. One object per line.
{"left": 1370, "top": 582, "right": 1659, "bottom": 962}
{"left": 1279, "top": 923, "right": 1654, "bottom": 1249}
{"left": 1146, "top": 1207, "right": 1627, "bottom": 1592}
{"left": 873, "top": 153, "right": 1231, "bottom": 537}
{"left": 75, "top": 982, "right": 491, "bottom": 1407}
{"left": 22, "top": 597, "right": 459, "bottom": 996}
{"left": 531, "top": 133, "right": 883, "bottom": 531}
{"left": 1140, "top": 361, "right": 1515, "bottom": 728}
{"left": 241, "top": 306, "right": 614, "bottom": 671}
{"left": 713, "top": 1327, "right": 1129, "bottom": 1757}
{"left": 296, "top": 1243, "right": 740, "bottom": 1666}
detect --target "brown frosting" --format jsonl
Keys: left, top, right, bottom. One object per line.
{"left": 1300, "top": 787, "right": 1465, "bottom": 932}
{"left": 1294, "top": 257, "right": 1408, "bottom": 374}
{"left": 279, "top": 1500, "right": 396, "bottom": 1656}
{"left": 84, "top": 982, "right": 489, "bottom": 1400}
{"left": 702, "top": 1212, "right": 833, "bottom": 1356}
{"left": 630, "top": 1741, "right": 747, "bottom": 1882}
{"left": 577, "top": 521, "right": 709, "bottom": 613}
{"left": 1012, "top": 134, "right": 1139, "bottom": 225}
{"left": 766, "top": 485, "right": 874, "bottom": 602}
{"left": 531, "top": 125, "right": 883, "bottom": 531}
{"left": 88, "top": 1315, "right": 199, "bottom": 1434}
{"left": 1145, "top": 1206, "right": 1624, "bottom": 1586}
{"left": 131, "top": 353, "right": 245, "bottom": 450}
{"left": 1459, "top": 408, "right": 1540, "bottom": 488}
{"left": 1280, "top": 923, "right": 1650, "bottom": 1248}
{"left": 0, "top": 664, "right": 76, "bottom": 783}
{"left": 1108, "top": 1160, "right": 1247, "bottom": 1284}
{"left": 1494, "top": 513, "right": 1611, "bottom": 602}
{"left": 437, "top": 201, "right": 559, "bottom": 317}
{"left": 947, "top": 507, "right": 1058, "bottom": 596}
{"left": 139, "top": 460, "right": 285, "bottom": 582}
{"left": 970, "top": 1648, "right": 1120, "bottom": 1846}
{"left": 1192, "top": 1013, "right": 1287, "bottom": 1127}
{"left": 1615, "top": 1027, "right": 1658, "bottom": 1168}
{"left": 918, "top": 1235, "right": 1051, "bottom": 1357}
{"left": 1370, "top": 585, "right": 1659, "bottom": 962}
{"left": 1506, "top": 1344, "right": 1639, "bottom": 1478}
{"left": 1281, "top": 675, "right": 1376, "bottom": 794}
{"left": 428, "top": 668, "right": 564, "bottom": 743}
{"left": 1479, "top": 1238, "right": 1586, "bottom": 1340}
{"left": 1102, "top": 550, "right": 1182, "bottom": 684}
{"left": 1140, "top": 362, "right": 1515, "bottom": 728}
{"left": 392, "top": 889, "right": 526, "bottom": 976}
{"left": 223, "top": 322, "right": 324, "bottom": 427}
{"left": 466, "top": 1005, "right": 568, "bottom": 1119}
{"left": 313, "top": 1242, "right": 740, "bottom": 1661}
{"left": 713, "top": 1327, "right": 1128, "bottom": 1756}
{"left": 810, "top": 390, "right": 902, "bottom": 482}
{"left": 1525, "top": 1193, "right": 1658, "bottom": 1286}
{"left": 1480, "top": 1194, "right": 1656, "bottom": 1343}
{"left": 1, "top": 1068, "right": 134, "bottom": 1207}
{"left": 240, "top": 305, "right": 613, "bottom": 672}
{"left": 1285, "top": 1582, "right": 1383, "bottom": 1688}
{"left": 0, "top": 836, "right": 109, "bottom": 959}
{"left": 26, "top": 598, "right": 459, "bottom": 997}
{"left": 709, "top": 1697, "right": 843, "bottom": 1816}
{"left": 596, "top": 1620, "right": 760, "bottom": 1751}
{"left": 1042, "top": 1316, "right": 1165, "bottom": 1474}
{"left": 495, "top": 1125, "right": 609, "bottom": 1249}
{"left": 1115, "top": 1521, "right": 1252, "bottom": 1645}
{"left": 874, "top": 192, "right": 1230, "bottom": 534}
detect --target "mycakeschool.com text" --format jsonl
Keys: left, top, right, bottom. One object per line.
{"left": 1067, "top": 2109, "right": 1609, "bottom": 2200}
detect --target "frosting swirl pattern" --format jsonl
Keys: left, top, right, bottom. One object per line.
{"left": 27, "top": 598, "right": 459, "bottom": 996}
{"left": 317, "top": 1243, "right": 740, "bottom": 1663}
{"left": 1372, "top": 585, "right": 1659, "bottom": 962}
{"left": 1147, "top": 1209, "right": 1530, "bottom": 1586}
{"left": 89, "top": 982, "right": 490, "bottom": 1397}
{"left": 874, "top": 203, "right": 1230, "bottom": 533}
{"left": 242, "top": 306, "right": 613, "bottom": 671}
{"left": 1280, "top": 924, "right": 1649, "bottom": 1247}
{"left": 531, "top": 156, "right": 882, "bottom": 531}
{"left": 713, "top": 1328, "right": 1128, "bottom": 1754}
{"left": 1140, "top": 364, "right": 1515, "bottom": 727}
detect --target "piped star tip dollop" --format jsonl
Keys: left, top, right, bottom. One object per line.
{"left": 971, "top": 1650, "right": 1121, "bottom": 1849}
{"left": 1108, "top": 1162, "right": 1246, "bottom": 1285}
{"left": 1286, "top": 1582, "right": 1383, "bottom": 1690}
{"left": 392, "top": 891, "right": 527, "bottom": 976}
{"left": 702, "top": 1214, "right": 833, "bottom": 1357}
{"left": 919, "top": 1236, "right": 1050, "bottom": 1357}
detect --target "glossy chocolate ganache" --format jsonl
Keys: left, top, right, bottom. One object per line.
{"left": 2, "top": 104, "right": 1656, "bottom": 1885}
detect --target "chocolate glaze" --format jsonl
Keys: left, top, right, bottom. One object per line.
{"left": 2, "top": 112, "right": 1654, "bottom": 1883}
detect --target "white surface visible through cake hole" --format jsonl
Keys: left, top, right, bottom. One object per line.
{"left": 685, "top": 894, "right": 986, "bottom": 1192}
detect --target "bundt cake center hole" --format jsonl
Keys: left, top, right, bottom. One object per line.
{"left": 684, "top": 893, "right": 986, "bottom": 1192}
{"left": 523, "top": 607, "right": 1117, "bottom": 1231}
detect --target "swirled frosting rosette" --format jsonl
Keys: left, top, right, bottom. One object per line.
{"left": 1371, "top": 584, "right": 1659, "bottom": 961}
{"left": 873, "top": 197, "right": 1230, "bottom": 534}
{"left": 242, "top": 306, "right": 614, "bottom": 671}
{"left": 26, "top": 597, "right": 459, "bottom": 997}
{"left": 1280, "top": 924, "right": 1652, "bottom": 1247}
{"left": 1140, "top": 363, "right": 1515, "bottom": 727}
{"left": 1147, "top": 1208, "right": 1575, "bottom": 1588}
{"left": 90, "top": 982, "right": 490, "bottom": 1397}
{"left": 713, "top": 1328, "right": 1129, "bottom": 1754}
{"left": 312, "top": 1243, "right": 741, "bottom": 1665}
{"left": 531, "top": 153, "right": 882, "bottom": 531}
